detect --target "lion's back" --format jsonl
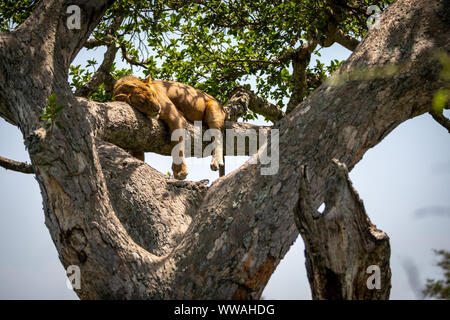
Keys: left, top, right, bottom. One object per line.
{"left": 153, "top": 80, "right": 220, "bottom": 121}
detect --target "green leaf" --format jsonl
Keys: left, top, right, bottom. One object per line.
{"left": 432, "top": 89, "right": 449, "bottom": 113}
{"left": 47, "top": 93, "right": 56, "bottom": 105}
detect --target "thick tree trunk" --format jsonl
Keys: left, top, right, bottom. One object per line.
{"left": 0, "top": 0, "right": 448, "bottom": 299}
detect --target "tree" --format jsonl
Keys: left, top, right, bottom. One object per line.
{"left": 0, "top": 0, "right": 448, "bottom": 299}
{"left": 423, "top": 250, "right": 450, "bottom": 300}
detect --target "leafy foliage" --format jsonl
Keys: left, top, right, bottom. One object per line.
{"left": 2, "top": 0, "right": 395, "bottom": 116}
{"left": 113, "top": 0, "right": 393, "bottom": 107}
{"left": 432, "top": 52, "right": 450, "bottom": 113}
{"left": 0, "top": 0, "right": 38, "bottom": 32}
{"left": 69, "top": 62, "right": 132, "bottom": 102}
{"left": 41, "top": 93, "right": 65, "bottom": 135}
{"left": 74, "top": 0, "right": 393, "bottom": 113}
{"left": 423, "top": 250, "right": 450, "bottom": 300}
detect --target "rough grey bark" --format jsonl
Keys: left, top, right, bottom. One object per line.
{"left": 295, "top": 161, "right": 391, "bottom": 299}
{"left": 86, "top": 98, "right": 268, "bottom": 157}
{"left": 0, "top": 0, "right": 448, "bottom": 300}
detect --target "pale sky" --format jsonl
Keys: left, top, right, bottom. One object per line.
{"left": 0, "top": 41, "right": 449, "bottom": 299}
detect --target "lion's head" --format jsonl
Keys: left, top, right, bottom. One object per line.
{"left": 113, "top": 76, "right": 161, "bottom": 118}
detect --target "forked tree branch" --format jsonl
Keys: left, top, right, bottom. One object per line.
{"left": 75, "top": 43, "right": 119, "bottom": 98}
{"left": 119, "top": 43, "right": 152, "bottom": 68}
{"left": 76, "top": 16, "right": 125, "bottom": 97}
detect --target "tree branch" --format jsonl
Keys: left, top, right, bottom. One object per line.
{"left": 15, "top": 1, "right": 116, "bottom": 70}
{"left": 83, "top": 98, "right": 270, "bottom": 157}
{"left": 286, "top": 41, "right": 318, "bottom": 114}
{"left": 119, "top": 43, "right": 151, "bottom": 68}
{"left": 88, "top": 14, "right": 155, "bottom": 71}
{"left": 84, "top": 37, "right": 111, "bottom": 49}
{"left": 199, "top": 40, "right": 318, "bottom": 71}
{"left": 430, "top": 109, "right": 450, "bottom": 133}
{"left": 277, "top": 40, "right": 317, "bottom": 65}
{"left": 76, "top": 16, "right": 125, "bottom": 97}
{"left": 75, "top": 43, "right": 119, "bottom": 97}
{"left": 0, "top": 155, "right": 34, "bottom": 174}
{"left": 333, "top": 29, "right": 360, "bottom": 51}
{"left": 224, "top": 87, "right": 285, "bottom": 122}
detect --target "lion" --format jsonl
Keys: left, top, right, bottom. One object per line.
{"left": 113, "top": 75, "right": 225, "bottom": 180}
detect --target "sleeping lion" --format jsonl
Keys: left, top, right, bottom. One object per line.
{"left": 113, "top": 75, "right": 225, "bottom": 180}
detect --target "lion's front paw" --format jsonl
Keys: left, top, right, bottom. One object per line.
{"left": 210, "top": 159, "right": 219, "bottom": 171}
{"left": 172, "top": 162, "right": 188, "bottom": 180}
{"left": 210, "top": 158, "right": 224, "bottom": 172}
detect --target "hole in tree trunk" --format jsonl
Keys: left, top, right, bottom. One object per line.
{"left": 317, "top": 202, "right": 326, "bottom": 214}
